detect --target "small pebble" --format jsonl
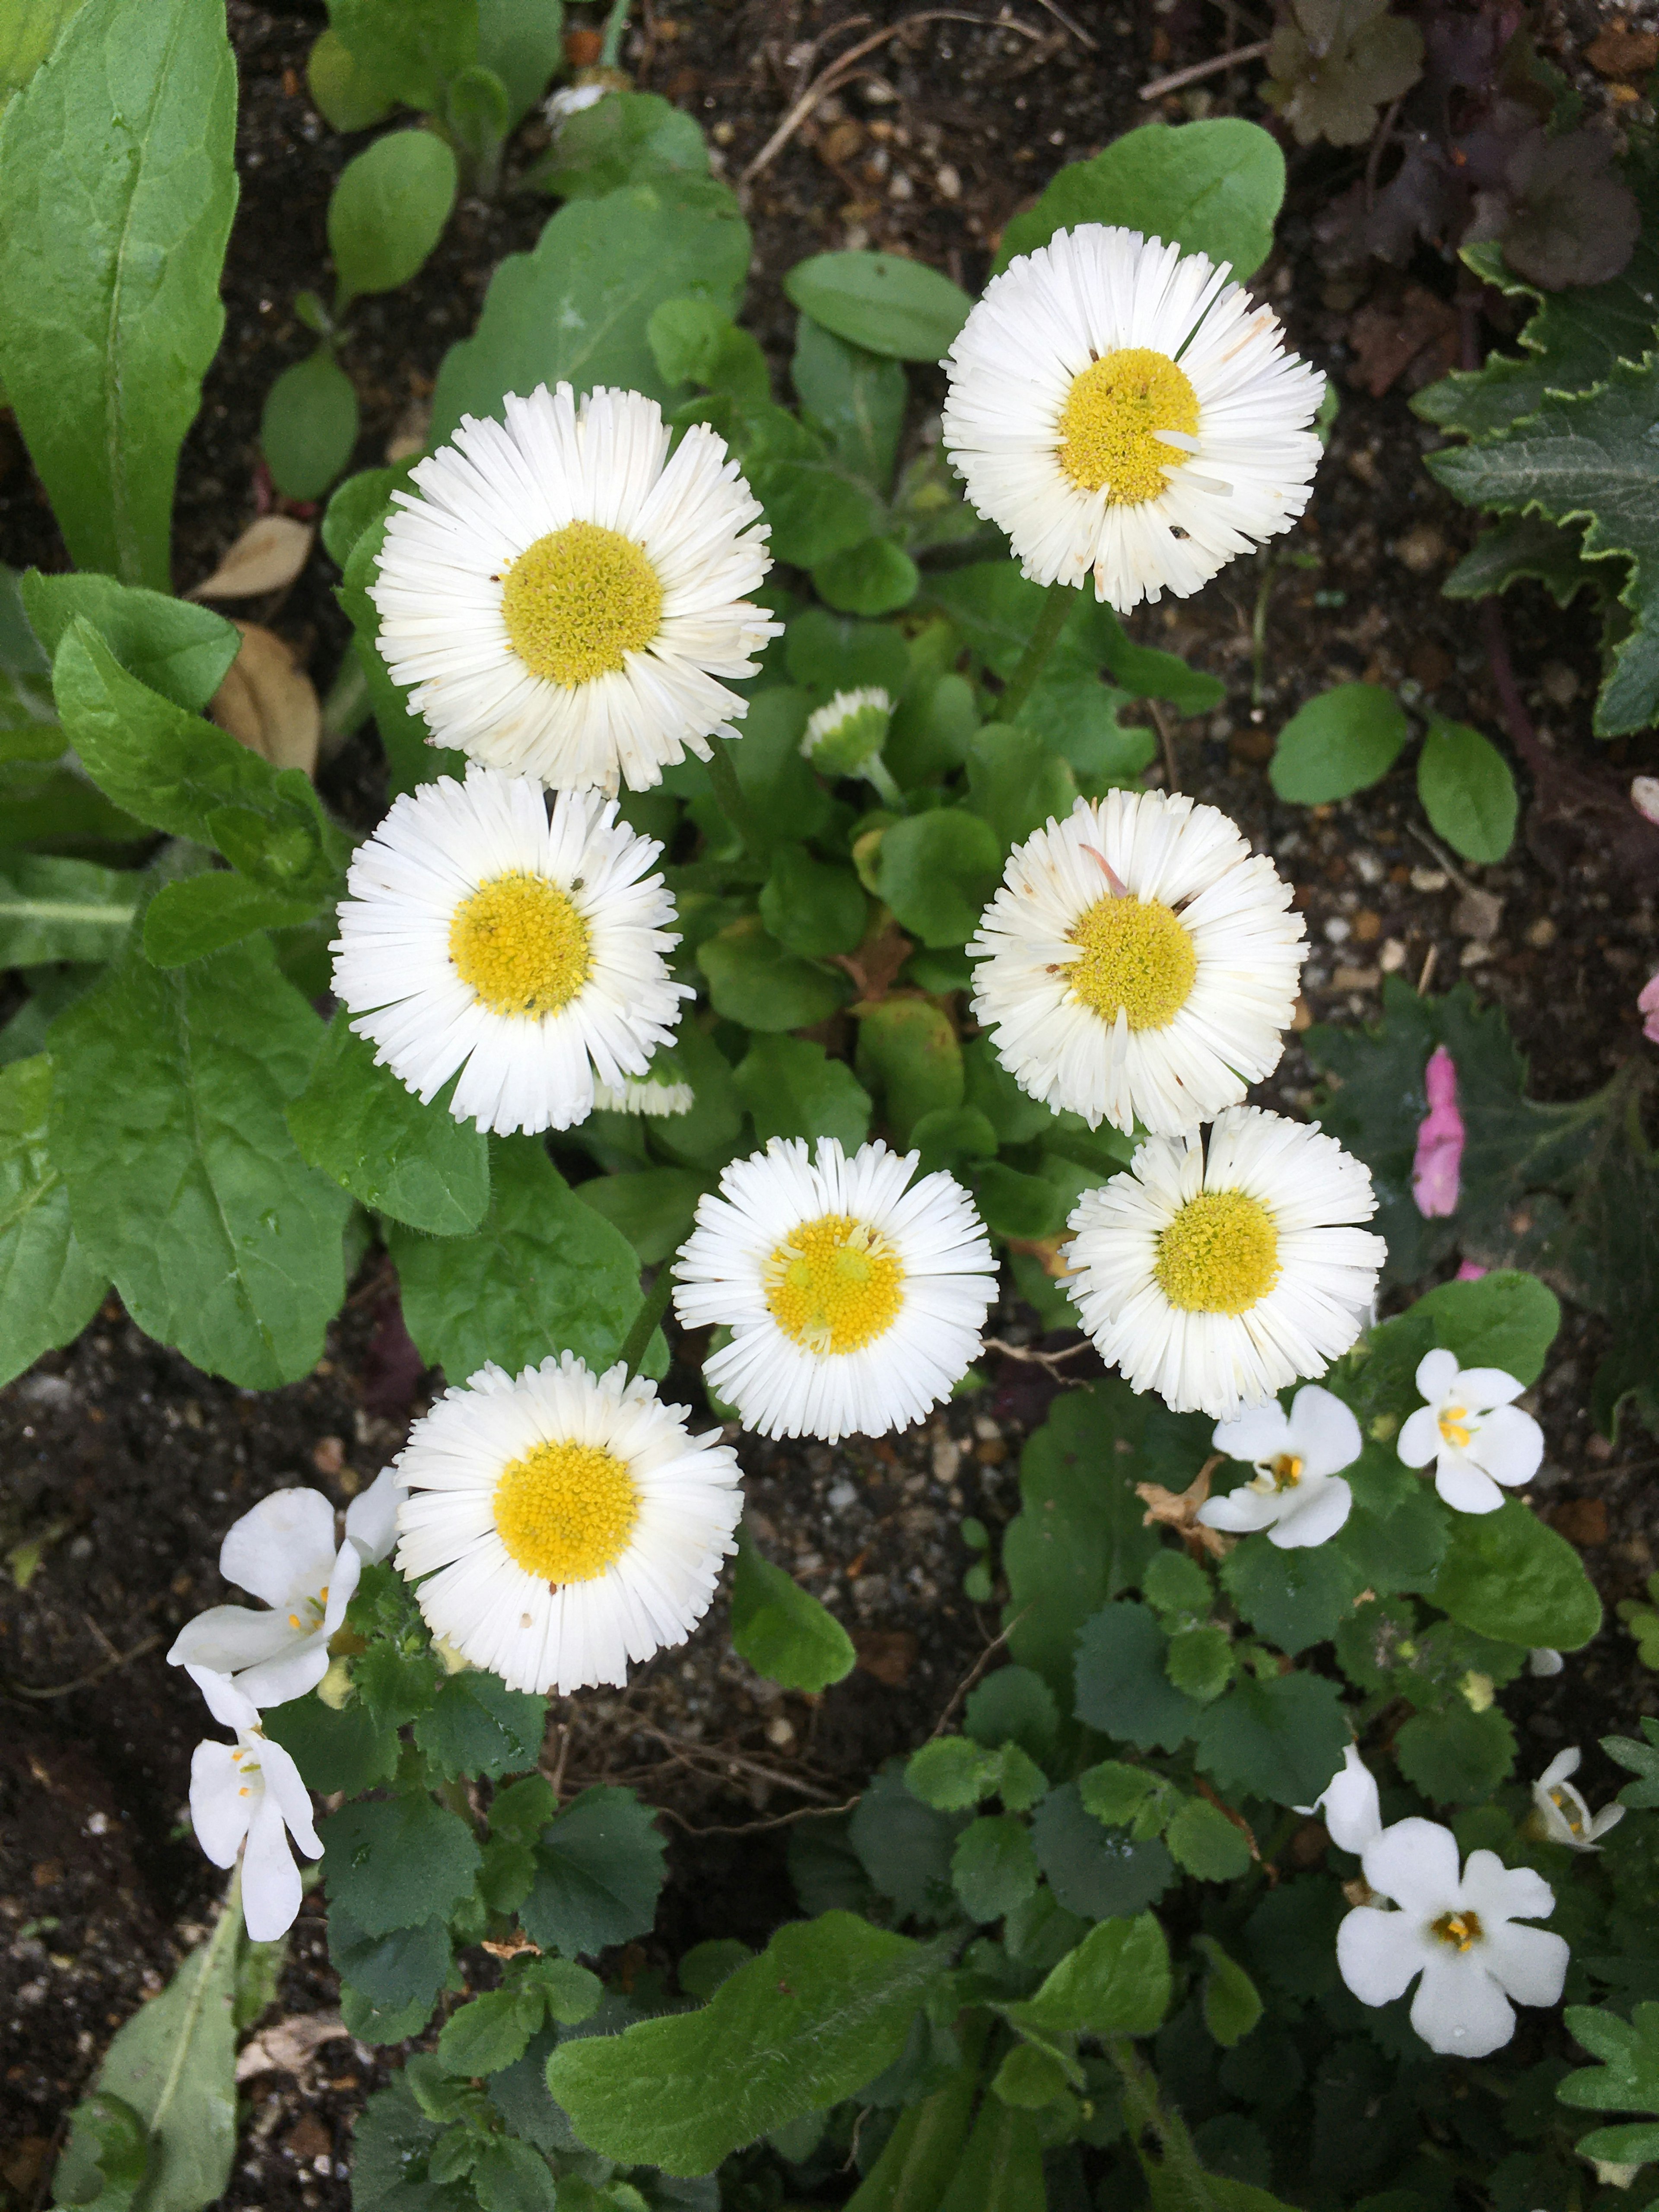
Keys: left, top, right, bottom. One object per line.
{"left": 1409, "top": 866, "right": 1447, "bottom": 893}
{"left": 1394, "top": 524, "right": 1446, "bottom": 574}
{"left": 1323, "top": 915, "right": 1351, "bottom": 944}
{"left": 1459, "top": 941, "right": 1493, "bottom": 967}
{"left": 827, "top": 1480, "right": 858, "bottom": 1510}
{"left": 1452, "top": 888, "right": 1503, "bottom": 941}
{"left": 1379, "top": 936, "right": 1409, "bottom": 973}
{"left": 1526, "top": 916, "right": 1557, "bottom": 948}
{"left": 765, "top": 1716, "right": 796, "bottom": 1750}
{"left": 934, "top": 163, "right": 962, "bottom": 200}
{"left": 1538, "top": 661, "right": 1578, "bottom": 707}
{"left": 1351, "top": 850, "right": 1386, "bottom": 886}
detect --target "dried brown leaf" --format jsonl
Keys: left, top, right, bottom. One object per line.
{"left": 234, "top": 2011, "right": 348, "bottom": 2081}
{"left": 209, "top": 623, "right": 321, "bottom": 776}
{"left": 189, "top": 515, "right": 314, "bottom": 600}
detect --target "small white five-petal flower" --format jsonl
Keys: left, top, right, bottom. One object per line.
{"left": 1396, "top": 1349, "right": 1543, "bottom": 1513}
{"left": 1297, "top": 1743, "right": 1384, "bottom": 1855}
{"left": 1198, "top": 1383, "right": 1361, "bottom": 1549}
{"left": 1337, "top": 1815, "right": 1568, "bottom": 2057}
{"left": 187, "top": 1668, "right": 323, "bottom": 1942}
{"left": 1532, "top": 1747, "right": 1625, "bottom": 1852}
{"left": 167, "top": 1471, "right": 402, "bottom": 1709}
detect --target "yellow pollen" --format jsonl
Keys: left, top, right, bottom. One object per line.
{"left": 1431, "top": 1910, "right": 1483, "bottom": 1951}
{"left": 1438, "top": 1405, "right": 1472, "bottom": 1450}
{"left": 1154, "top": 1191, "right": 1281, "bottom": 1316}
{"left": 1269, "top": 1453, "right": 1303, "bottom": 1491}
{"left": 1549, "top": 1788, "right": 1586, "bottom": 1836}
{"left": 494, "top": 1440, "right": 639, "bottom": 1586}
{"left": 449, "top": 871, "right": 591, "bottom": 1018}
{"left": 1057, "top": 346, "right": 1201, "bottom": 505}
{"left": 288, "top": 1612, "right": 302, "bottom": 1629}
{"left": 1067, "top": 894, "right": 1197, "bottom": 1031}
{"left": 765, "top": 1212, "right": 905, "bottom": 1357}
{"left": 499, "top": 520, "right": 663, "bottom": 686}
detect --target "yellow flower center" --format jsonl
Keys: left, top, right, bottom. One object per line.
{"left": 1438, "top": 1404, "right": 1473, "bottom": 1450}
{"left": 1430, "top": 1910, "right": 1483, "bottom": 1951}
{"left": 1067, "top": 894, "right": 1198, "bottom": 1031}
{"left": 1154, "top": 1191, "right": 1281, "bottom": 1316}
{"left": 765, "top": 1212, "right": 905, "bottom": 1357}
{"left": 1057, "top": 347, "right": 1201, "bottom": 505}
{"left": 449, "top": 871, "right": 591, "bottom": 1018}
{"left": 1268, "top": 1453, "right": 1303, "bottom": 1491}
{"left": 1548, "top": 1787, "right": 1586, "bottom": 1837}
{"left": 499, "top": 520, "right": 664, "bottom": 686}
{"left": 493, "top": 1440, "right": 640, "bottom": 1586}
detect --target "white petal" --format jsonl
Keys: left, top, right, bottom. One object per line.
{"left": 1480, "top": 1920, "right": 1569, "bottom": 2009}
{"left": 1466, "top": 1404, "right": 1544, "bottom": 1487}
{"left": 231, "top": 1628, "right": 334, "bottom": 1711}
{"left": 1318, "top": 1745, "right": 1382, "bottom": 1853}
{"left": 1270, "top": 1473, "right": 1351, "bottom": 1549}
{"left": 345, "top": 1469, "right": 406, "bottom": 1564}
{"left": 1196, "top": 1487, "right": 1283, "bottom": 1534}
{"left": 185, "top": 1664, "right": 261, "bottom": 1735}
{"left": 1456, "top": 1366, "right": 1527, "bottom": 1410}
{"left": 242, "top": 1794, "right": 305, "bottom": 1943}
{"left": 1361, "top": 1818, "right": 1463, "bottom": 1917}
{"left": 1459, "top": 1847, "right": 1556, "bottom": 1929}
{"left": 1284, "top": 1385, "right": 1362, "bottom": 1477}
{"left": 1396, "top": 1405, "right": 1442, "bottom": 1469}
{"left": 1409, "top": 1953, "right": 1516, "bottom": 2057}
{"left": 1414, "top": 1348, "right": 1461, "bottom": 1403}
{"left": 1337, "top": 1907, "right": 1424, "bottom": 2006}
{"left": 219, "top": 1488, "right": 337, "bottom": 1609}
{"left": 258, "top": 1735, "right": 324, "bottom": 1862}
{"left": 168, "top": 1606, "right": 305, "bottom": 1677}
{"left": 189, "top": 1741, "right": 252, "bottom": 1867}
{"left": 1536, "top": 1747, "right": 1580, "bottom": 1792}
{"left": 1212, "top": 1402, "right": 1293, "bottom": 1462}
{"left": 1434, "top": 1455, "right": 1507, "bottom": 1514}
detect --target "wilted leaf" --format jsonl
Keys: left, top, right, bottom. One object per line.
{"left": 1469, "top": 125, "right": 1641, "bottom": 292}
{"left": 207, "top": 624, "right": 321, "bottom": 776}
{"left": 189, "top": 516, "right": 315, "bottom": 600}
{"left": 1262, "top": 0, "right": 1424, "bottom": 148}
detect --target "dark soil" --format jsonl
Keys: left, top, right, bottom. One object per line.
{"left": 2, "top": 2, "right": 1656, "bottom": 2206}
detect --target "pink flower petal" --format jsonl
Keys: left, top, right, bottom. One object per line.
{"left": 1456, "top": 1260, "right": 1487, "bottom": 1281}
{"left": 1640, "top": 972, "right": 1659, "bottom": 1048}
{"left": 1412, "top": 1045, "right": 1465, "bottom": 1219}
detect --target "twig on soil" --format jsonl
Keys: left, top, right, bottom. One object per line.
{"left": 1150, "top": 699, "right": 1182, "bottom": 791}
{"left": 1026, "top": 0, "right": 1098, "bottom": 49}
{"left": 3, "top": 1632, "right": 163, "bottom": 1700}
{"left": 629, "top": 1719, "right": 845, "bottom": 1802}
{"left": 1139, "top": 37, "right": 1270, "bottom": 99}
{"left": 1417, "top": 943, "right": 1439, "bottom": 995}
{"left": 1405, "top": 820, "right": 1476, "bottom": 894}
{"left": 983, "top": 1335, "right": 1092, "bottom": 1371}
{"left": 655, "top": 1793, "right": 864, "bottom": 1838}
{"left": 927, "top": 1609, "right": 1031, "bottom": 1741}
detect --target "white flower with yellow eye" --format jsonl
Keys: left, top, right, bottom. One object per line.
{"left": 941, "top": 224, "right": 1325, "bottom": 611}
{"left": 370, "top": 382, "right": 779, "bottom": 793}
{"left": 187, "top": 1668, "right": 322, "bottom": 1942}
{"left": 1062, "top": 1106, "right": 1385, "bottom": 1422}
{"left": 1396, "top": 1349, "right": 1543, "bottom": 1514}
{"left": 393, "top": 1354, "right": 744, "bottom": 1695}
{"left": 671, "top": 1138, "right": 997, "bottom": 1443}
{"left": 1532, "top": 1748, "right": 1624, "bottom": 1852}
{"left": 331, "top": 764, "right": 688, "bottom": 1137}
{"left": 968, "top": 790, "right": 1305, "bottom": 1137}
{"left": 1199, "top": 1384, "right": 1361, "bottom": 1549}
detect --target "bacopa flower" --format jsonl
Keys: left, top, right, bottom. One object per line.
{"left": 941, "top": 224, "right": 1325, "bottom": 611}
{"left": 1396, "top": 1349, "right": 1543, "bottom": 1514}
{"left": 1532, "top": 1747, "right": 1625, "bottom": 1851}
{"left": 1337, "top": 1816, "right": 1568, "bottom": 2056}
{"left": 1411, "top": 1044, "right": 1464, "bottom": 1219}
{"left": 167, "top": 1471, "right": 402, "bottom": 1709}
{"left": 1297, "top": 1742, "right": 1382, "bottom": 1854}
{"left": 187, "top": 1668, "right": 323, "bottom": 1942}
{"left": 1640, "top": 972, "right": 1659, "bottom": 1047}
{"left": 1198, "top": 1384, "right": 1362, "bottom": 1548}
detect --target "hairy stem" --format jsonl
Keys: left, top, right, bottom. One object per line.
{"left": 997, "top": 578, "right": 1075, "bottom": 725}
{"left": 619, "top": 1267, "right": 674, "bottom": 1382}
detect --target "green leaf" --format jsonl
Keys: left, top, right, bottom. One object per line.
{"left": 1559, "top": 2001, "right": 1659, "bottom": 2124}
{"left": 952, "top": 1815, "right": 1039, "bottom": 1923}
{"left": 783, "top": 251, "right": 971, "bottom": 362}
{"left": 0, "top": 0, "right": 90, "bottom": 113}
{"left": 731, "top": 1521, "right": 856, "bottom": 1693}
{"left": 792, "top": 316, "right": 906, "bottom": 491}
{"left": 0, "top": 852, "right": 136, "bottom": 964}
{"left": 1416, "top": 716, "right": 1517, "bottom": 864}
{"left": 415, "top": 1671, "right": 547, "bottom": 1782}
{"left": 1166, "top": 1797, "right": 1254, "bottom": 1882}
{"left": 1193, "top": 1671, "right": 1351, "bottom": 1808}
{"left": 1605, "top": 1719, "right": 1659, "bottom": 1809}
{"left": 698, "top": 914, "right": 851, "bottom": 1031}
{"left": 330, "top": 0, "right": 475, "bottom": 111}
{"left": 647, "top": 298, "right": 768, "bottom": 404}
{"left": 1030, "top": 1781, "right": 1174, "bottom": 1920}
{"left": 851, "top": 1764, "right": 964, "bottom": 1923}
{"left": 1261, "top": 0, "right": 1423, "bottom": 147}
{"left": 519, "top": 1785, "right": 666, "bottom": 1957}
{"left": 873, "top": 809, "right": 1001, "bottom": 948}
{"left": 1193, "top": 1935, "right": 1262, "bottom": 2049}
{"left": 905, "top": 1736, "right": 1003, "bottom": 1813}
{"left": 572, "top": 1165, "right": 707, "bottom": 1265}
{"left": 854, "top": 997, "right": 963, "bottom": 1144}
{"left": 1427, "top": 1499, "right": 1602, "bottom": 1649}
{"left": 1394, "top": 1701, "right": 1516, "bottom": 1804}
{"left": 337, "top": 506, "right": 469, "bottom": 803}
{"left": 911, "top": 1106, "right": 998, "bottom": 1180}
{"left": 1074, "top": 1602, "right": 1205, "bottom": 1752}
{"left": 52, "top": 2090, "right": 148, "bottom": 2212}
{"left": 47, "top": 931, "right": 350, "bottom": 1389}
{"left": 20, "top": 572, "right": 238, "bottom": 712}
{"left": 350, "top": 2079, "right": 443, "bottom": 2212}
{"left": 305, "top": 25, "right": 392, "bottom": 131}
{"left": 330, "top": 130, "right": 458, "bottom": 308}
{"left": 529, "top": 88, "right": 708, "bottom": 199}
{"left": 286, "top": 1011, "right": 489, "bottom": 1237}
{"left": 66, "top": 1895, "right": 241, "bottom": 2212}
{"left": 1443, "top": 513, "right": 1601, "bottom": 610}
{"left": 1268, "top": 683, "right": 1408, "bottom": 805}
{"left": 330, "top": 1910, "right": 450, "bottom": 2036}
{"left": 436, "top": 1985, "right": 543, "bottom": 2078}
{"left": 431, "top": 184, "right": 750, "bottom": 443}
{"left": 733, "top": 1033, "right": 872, "bottom": 1152}
{"left": 1220, "top": 1538, "right": 1366, "bottom": 1659}
{"left": 966, "top": 723, "right": 1077, "bottom": 852}
{"left": 478, "top": 0, "right": 565, "bottom": 126}
{"left": 934, "top": 2098, "right": 1046, "bottom": 2212}
{"left": 262, "top": 1691, "right": 399, "bottom": 1797}
{"left": 544, "top": 1912, "right": 947, "bottom": 2174}
{"left": 812, "top": 538, "right": 919, "bottom": 618}
{"left": 964, "top": 1668, "right": 1060, "bottom": 1764}
{"left": 0, "top": 0, "right": 236, "bottom": 588}
{"left": 320, "top": 1793, "right": 482, "bottom": 1938}
{"left": 760, "top": 842, "right": 867, "bottom": 957}
{"left": 471, "top": 2136, "right": 557, "bottom": 2212}
{"left": 141, "top": 871, "right": 320, "bottom": 967}
{"left": 388, "top": 1134, "right": 643, "bottom": 1383}
{"left": 718, "top": 686, "right": 833, "bottom": 841}
{"left": 1004, "top": 1911, "right": 1171, "bottom": 2040}
{"left": 0, "top": 757, "right": 148, "bottom": 849}
{"left": 261, "top": 349, "right": 360, "bottom": 504}
{"left": 445, "top": 64, "right": 511, "bottom": 183}
{"left": 994, "top": 120, "right": 1285, "bottom": 280}
{"left": 1427, "top": 356, "right": 1659, "bottom": 738}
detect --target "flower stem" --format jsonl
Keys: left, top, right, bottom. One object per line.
{"left": 599, "top": 0, "right": 632, "bottom": 68}
{"left": 865, "top": 754, "right": 905, "bottom": 811}
{"left": 996, "top": 578, "right": 1076, "bottom": 726}
{"left": 619, "top": 1266, "right": 674, "bottom": 1382}
{"left": 1106, "top": 2039, "right": 1212, "bottom": 2197}
{"left": 702, "top": 734, "right": 766, "bottom": 857}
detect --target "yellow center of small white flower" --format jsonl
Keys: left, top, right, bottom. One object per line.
{"left": 1268, "top": 1452, "right": 1303, "bottom": 1491}
{"left": 1430, "top": 1909, "right": 1482, "bottom": 1951}
{"left": 765, "top": 1212, "right": 905, "bottom": 1356}
{"left": 1154, "top": 1191, "right": 1281, "bottom": 1316}
{"left": 499, "top": 520, "right": 664, "bottom": 686}
{"left": 1548, "top": 1787, "right": 1586, "bottom": 1837}
{"left": 1438, "top": 1404, "right": 1472, "bottom": 1449}
{"left": 1067, "top": 894, "right": 1198, "bottom": 1030}
{"left": 493, "top": 1440, "right": 639, "bottom": 1586}
{"left": 1057, "top": 347, "right": 1200, "bottom": 505}
{"left": 449, "top": 871, "right": 591, "bottom": 1017}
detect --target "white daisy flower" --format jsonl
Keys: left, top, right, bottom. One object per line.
{"left": 801, "top": 687, "right": 901, "bottom": 805}
{"left": 969, "top": 791, "right": 1305, "bottom": 1138}
{"left": 1337, "top": 1816, "right": 1568, "bottom": 2057}
{"left": 1297, "top": 1743, "right": 1383, "bottom": 1855}
{"left": 1063, "top": 1106, "right": 1386, "bottom": 1421}
{"left": 393, "top": 1354, "right": 744, "bottom": 1695}
{"left": 167, "top": 1472, "right": 403, "bottom": 1710}
{"left": 1396, "top": 1350, "right": 1543, "bottom": 1514}
{"left": 1532, "top": 1748, "right": 1625, "bottom": 1852}
{"left": 593, "top": 1043, "right": 696, "bottom": 1118}
{"left": 1199, "top": 1383, "right": 1361, "bottom": 1549}
{"left": 187, "top": 1667, "right": 322, "bottom": 1942}
{"left": 370, "top": 382, "right": 779, "bottom": 793}
{"left": 671, "top": 1137, "right": 997, "bottom": 1443}
{"left": 331, "top": 764, "right": 689, "bottom": 1137}
{"left": 941, "top": 223, "right": 1325, "bottom": 610}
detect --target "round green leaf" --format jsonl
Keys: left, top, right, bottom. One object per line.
{"left": 1394, "top": 1701, "right": 1517, "bottom": 1805}
{"left": 697, "top": 915, "right": 852, "bottom": 1031}
{"left": 873, "top": 808, "right": 1001, "bottom": 947}
{"left": 306, "top": 25, "right": 394, "bottom": 130}
{"left": 1427, "top": 1498, "right": 1602, "bottom": 1649}
{"left": 783, "top": 250, "right": 972, "bottom": 361}
{"left": 1269, "top": 681, "right": 1409, "bottom": 804}
{"left": 760, "top": 842, "right": 868, "bottom": 957}
{"left": 329, "top": 129, "right": 459, "bottom": 307}
{"left": 811, "top": 537, "right": 920, "bottom": 617}
{"left": 731, "top": 1522, "right": 856, "bottom": 1694}
{"left": 1417, "top": 716, "right": 1518, "bottom": 864}
{"left": 732, "top": 1033, "right": 872, "bottom": 1150}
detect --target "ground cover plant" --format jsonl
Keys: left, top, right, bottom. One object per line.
{"left": 2, "top": 2, "right": 1658, "bottom": 2209}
